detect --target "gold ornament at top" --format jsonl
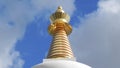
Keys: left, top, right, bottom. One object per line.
{"left": 47, "top": 6, "right": 74, "bottom": 60}
{"left": 48, "top": 6, "right": 72, "bottom": 36}
{"left": 50, "top": 6, "right": 70, "bottom": 23}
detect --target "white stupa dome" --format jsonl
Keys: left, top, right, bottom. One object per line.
{"left": 33, "top": 59, "right": 91, "bottom": 68}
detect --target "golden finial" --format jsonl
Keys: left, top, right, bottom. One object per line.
{"left": 56, "top": 6, "right": 64, "bottom": 13}
{"left": 50, "top": 6, "right": 70, "bottom": 23}
{"left": 48, "top": 6, "right": 72, "bottom": 36}
{"left": 58, "top": 6, "right": 62, "bottom": 9}
{"left": 47, "top": 6, "right": 74, "bottom": 60}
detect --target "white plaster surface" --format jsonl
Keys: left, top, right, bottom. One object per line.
{"left": 33, "top": 59, "right": 91, "bottom": 68}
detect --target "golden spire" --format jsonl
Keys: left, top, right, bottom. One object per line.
{"left": 47, "top": 6, "right": 74, "bottom": 59}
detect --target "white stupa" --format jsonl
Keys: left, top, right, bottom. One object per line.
{"left": 33, "top": 6, "right": 92, "bottom": 68}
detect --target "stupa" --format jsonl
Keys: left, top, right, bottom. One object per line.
{"left": 33, "top": 6, "right": 91, "bottom": 68}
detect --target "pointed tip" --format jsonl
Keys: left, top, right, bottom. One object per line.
{"left": 58, "top": 6, "right": 62, "bottom": 10}
{"left": 56, "top": 6, "right": 64, "bottom": 13}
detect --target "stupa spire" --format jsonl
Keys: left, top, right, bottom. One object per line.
{"left": 47, "top": 6, "right": 74, "bottom": 59}
{"left": 33, "top": 6, "right": 92, "bottom": 68}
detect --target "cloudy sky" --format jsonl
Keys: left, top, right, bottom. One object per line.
{"left": 0, "top": 0, "right": 120, "bottom": 68}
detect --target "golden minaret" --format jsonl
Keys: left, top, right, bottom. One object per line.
{"left": 47, "top": 6, "right": 74, "bottom": 59}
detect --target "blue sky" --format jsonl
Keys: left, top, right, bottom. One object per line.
{"left": 15, "top": 0, "right": 98, "bottom": 67}
{"left": 0, "top": 0, "right": 120, "bottom": 68}
{"left": 16, "top": 0, "right": 98, "bottom": 67}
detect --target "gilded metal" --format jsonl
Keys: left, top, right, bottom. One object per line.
{"left": 50, "top": 6, "right": 70, "bottom": 23}
{"left": 47, "top": 6, "right": 74, "bottom": 59}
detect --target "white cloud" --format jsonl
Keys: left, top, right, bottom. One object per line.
{"left": 0, "top": 0, "right": 75, "bottom": 68}
{"left": 70, "top": 0, "right": 120, "bottom": 68}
